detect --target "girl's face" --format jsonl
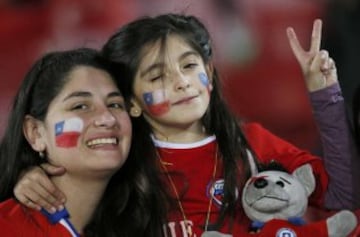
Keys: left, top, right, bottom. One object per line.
{"left": 131, "top": 34, "right": 213, "bottom": 137}
{"left": 26, "top": 66, "right": 132, "bottom": 178}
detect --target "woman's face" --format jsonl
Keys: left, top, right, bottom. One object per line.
{"left": 131, "top": 34, "right": 213, "bottom": 135}
{"left": 33, "top": 66, "right": 132, "bottom": 178}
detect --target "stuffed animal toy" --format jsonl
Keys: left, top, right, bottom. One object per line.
{"left": 241, "top": 163, "right": 357, "bottom": 237}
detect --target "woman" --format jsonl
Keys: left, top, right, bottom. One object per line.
{"left": 0, "top": 48, "right": 165, "bottom": 236}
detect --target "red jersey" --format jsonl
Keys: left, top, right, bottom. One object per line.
{"left": 0, "top": 199, "right": 81, "bottom": 237}
{"left": 156, "top": 122, "right": 328, "bottom": 237}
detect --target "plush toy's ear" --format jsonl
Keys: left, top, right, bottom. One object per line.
{"left": 246, "top": 149, "right": 258, "bottom": 175}
{"left": 292, "top": 164, "right": 315, "bottom": 196}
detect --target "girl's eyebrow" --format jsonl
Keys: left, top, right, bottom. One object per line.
{"left": 139, "top": 51, "right": 200, "bottom": 78}
{"left": 179, "top": 51, "right": 199, "bottom": 61}
{"left": 140, "top": 62, "right": 164, "bottom": 78}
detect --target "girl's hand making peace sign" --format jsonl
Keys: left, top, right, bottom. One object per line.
{"left": 287, "top": 19, "right": 338, "bottom": 92}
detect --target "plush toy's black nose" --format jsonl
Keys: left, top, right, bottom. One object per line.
{"left": 254, "top": 178, "right": 268, "bottom": 189}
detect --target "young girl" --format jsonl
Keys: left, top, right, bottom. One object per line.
{"left": 13, "top": 14, "right": 354, "bottom": 236}
{"left": 0, "top": 48, "right": 165, "bottom": 237}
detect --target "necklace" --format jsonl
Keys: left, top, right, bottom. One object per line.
{"left": 159, "top": 145, "right": 218, "bottom": 237}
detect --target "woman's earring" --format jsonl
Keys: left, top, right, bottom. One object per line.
{"left": 39, "top": 151, "right": 45, "bottom": 159}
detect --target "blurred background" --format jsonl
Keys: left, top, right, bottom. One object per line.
{"left": 1, "top": 0, "right": 359, "bottom": 153}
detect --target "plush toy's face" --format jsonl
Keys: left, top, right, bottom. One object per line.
{"left": 242, "top": 170, "right": 310, "bottom": 223}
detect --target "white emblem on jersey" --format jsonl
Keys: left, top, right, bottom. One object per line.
{"left": 276, "top": 228, "right": 297, "bottom": 237}
{"left": 207, "top": 179, "right": 239, "bottom": 206}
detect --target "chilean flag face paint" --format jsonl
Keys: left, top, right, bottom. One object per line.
{"left": 143, "top": 89, "right": 170, "bottom": 116}
{"left": 55, "top": 117, "right": 84, "bottom": 148}
{"left": 198, "top": 72, "right": 211, "bottom": 93}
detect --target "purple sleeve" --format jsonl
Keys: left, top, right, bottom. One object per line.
{"left": 310, "top": 83, "right": 358, "bottom": 209}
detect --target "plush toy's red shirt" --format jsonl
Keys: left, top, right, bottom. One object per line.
{"left": 255, "top": 219, "right": 328, "bottom": 237}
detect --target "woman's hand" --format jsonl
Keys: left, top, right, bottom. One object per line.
{"left": 14, "top": 163, "right": 66, "bottom": 213}
{"left": 287, "top": 19, "right": 338, "bottom": 92}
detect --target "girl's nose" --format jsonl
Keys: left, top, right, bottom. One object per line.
{"left": 173, "top": 73, "right": 191, "bottom": 91}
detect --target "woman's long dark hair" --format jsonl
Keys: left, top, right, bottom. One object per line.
{"left": 102, "top": 13, "right": 255, "bottom": 229}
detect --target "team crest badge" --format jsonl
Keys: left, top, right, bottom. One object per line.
{"left": 276, "top": 228, "right": 297, "bottom": 237}
{"left": 208, "top": 179, "right": 224, "bottom": 206}
{"left": 207, "top": 179, "right": 239, "bottom": 207}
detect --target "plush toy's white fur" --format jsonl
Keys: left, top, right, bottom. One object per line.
{"left": 242, "top": 164, "right": 357, "bottom": 237}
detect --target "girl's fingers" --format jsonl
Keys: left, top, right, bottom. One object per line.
{"left": 310, "top": 19, "right": 322, "bottom": 54}
{"left": 31, "top": 181, "right": 64, "bottom": 209}
{"left": 15, "top": 194, "right": 41, "bottom": 211}
{"left": 31, "top": 170, "right": 66, "bottom": 205}
{"left": 287, "top": 19, "right": 337, "bottom": 91}
{"left": 328, "top": 58, "right": 336, "bottom": 70}
{"left": 14, "top": 180, "right": 64, "bottom": 213}
{"left": 13, "top": 166, "right": 66, "bottom": 212}
{"left": 27, "top": 184, "right": 63, "bottom": 213}
{"left": 325, "top": 57, "right": 338, "bottom": 84}
{"left": 14, "top": 181, "right": 55, "bottom": 213}
{"left": 286, "top": 27, "right": 305, "bottom": 64}
{"left": 311, "top": 50, "right": 329, "bottom": 73}
{"left": 307, "top": 50, "right": 337, "bottom": 90}
{"left": 322, "top": 57, "right": 337, "bottom": 81}
{"left": 23, "top": 190, "right": 57, "bottom": 213}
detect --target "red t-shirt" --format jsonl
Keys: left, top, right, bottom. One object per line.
{"left": 0, "top": 199, "right": 81, "bottom": 237}
{"left": 157, "top": 122, "right": 328, "bottom": 237}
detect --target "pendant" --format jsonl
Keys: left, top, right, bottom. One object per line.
{"left": 201, "top": 231, "right": 232, "bottom": 237}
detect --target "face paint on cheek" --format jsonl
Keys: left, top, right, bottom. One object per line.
{"left": 55, "top": 117, "right": 84, "bottom": 148}
{"left": 143, "top": 89, "right": 170, "bottom": 116}
{"left": 198, "top": 72, "right": 211, "bottom": 94}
